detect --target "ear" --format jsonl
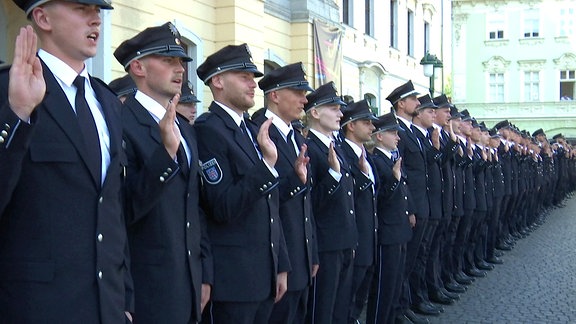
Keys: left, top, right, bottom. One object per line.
{"left": 211, "top": 74, "right": 225, "bottom": 90}
{"left": 309, "top": 107, "right": 321, "bottom": 120}
{"left": 31, "top": 7, "right": 51, "bottom": 32}
{"left": 268, "top": 91, "right": 281, "bottom": 105}
{"left": 129, "top": 60, "right": 146, "bottom": 78}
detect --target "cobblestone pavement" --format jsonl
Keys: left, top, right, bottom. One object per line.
{"left": 425, "top": 197, "right": 576, "bottom": 324}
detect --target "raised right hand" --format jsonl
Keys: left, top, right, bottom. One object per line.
{"left": 8, "top": 26, "right": 45, "bottom": 121}
{"left": 392, "top": 157, "right": 402, "bottom": 180}
{"left": 327, "top": 141, "right": 340, "bottom": 173}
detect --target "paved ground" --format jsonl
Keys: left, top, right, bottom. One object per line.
{"left": 425, "top": 197, "right": 576, "bottom": 324}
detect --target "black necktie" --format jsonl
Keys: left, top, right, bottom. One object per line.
{"left": 73, "top": 75, "right": 101, "bottom": 184}
{"left": 240, "top": 120, "right": 261, "bottom": 157}
{"left": 176, "top": 143, "right": 189, "bottom": 175}
{"left": 287, "top": 129, "right": 298, "bottom": 158}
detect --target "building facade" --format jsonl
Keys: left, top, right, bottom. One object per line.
{"left": 452, "top": 0, "right": 576, "bottom": 138}
{"left": 1, "top": 0, "right": 448, "bottom": 115}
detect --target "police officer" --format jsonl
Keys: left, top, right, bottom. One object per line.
{"left": 114, "top": 22, "right": 213, "bottom": 323}
{"left": 177, "top": 80, "right": 201, "bottom": 125}
{"left": 108, "top": 74, "right": 136, "bottom": 103}
{"left": 386, "top": 81, "right": 435, "bottom": 323}
{"left": 338, "top": 99, "right": 379, "bottom": 323}
{"left": 194, "top": 43, "right": 290, "bottom": 324}
{"left": 254, "top": 62, "right": 318, "bottom": 324}
{"left": 1, "top": 0, "right": 132, "bottom": 322}
{"left": 366, "top": 112, "right": 414, "bottom": 324}
{"left": 304, "top": 82, "right": 357, "bottom": 324}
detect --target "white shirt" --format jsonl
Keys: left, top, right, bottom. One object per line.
{"left": 134, "top": 90, "right": 190, "bottom": 165}
{"left": 309, "top": 128, "right": 342, "bottom": 181}
{"left": 345, "top": 138, "right": 375, "bottom": 185}
{"left": 375, "top": 146, "right": 393, "bottom": 160}
{"left": 39, "top": 49, "right": 110, "bottom": 184}
{"left": 214, "top": 101, "right": 278, "bottom": 177}
{"left": 265, "top": 109, "right": 299, "bottom": 154}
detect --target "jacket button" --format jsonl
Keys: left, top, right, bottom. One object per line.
{"left": 97, "top": 234, "right": 103, "bottom": 242}
{"left": 98, "top": 197, "right": 103, "bottom": 204}
{"left": 159, "top": 176, "right": 165, "bottom": 182}
{"left": 187, "top": 222, "right": 190, "bottom": 228}
{"left": 98, "top": 271, "right": 103, "bottom": 279}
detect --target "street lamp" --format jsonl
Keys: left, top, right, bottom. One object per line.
{"left": 420, "top": 52, "right": 443, "bottom": 96}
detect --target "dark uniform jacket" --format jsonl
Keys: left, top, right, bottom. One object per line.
{"left": 414, "top": 126, "right": 443, "bottom": 220}
{"left": 253, "top": 110, "right": 318, "bottom": 292}
{"left": 306, "top": 131, "right": 357, "bottom": 252}
{"left": 194, "top": 102, "right": 290, "bottom": 302}
{"left": 439, "top": 130, "right": 460, "bottom": 216}
{"left": 397, "top": 119, "right": 430, "bottom": 219}
{"left": 122, "top": 96, "right": 212, "bottom": 322}
{"left": 371, "top": 148, "right": 413, "bottom": 245}
{"left": 340, "top": 140, "right": 377, "bottom": 266}
{"left": 0, "top": 61, "right": 132, "bottom": 323}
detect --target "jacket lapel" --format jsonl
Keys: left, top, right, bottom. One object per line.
{"left": 41, "top": 60, "right": 100, "bottom": 188}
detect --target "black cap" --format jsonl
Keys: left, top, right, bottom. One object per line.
{"left": 553, "top": 133, "right": 563, "bottom": 140}
{"left": 291, "top": 119, "right": 305, "bottom": 131}
{"left": 460, "top": 109, "right": 472, "bottom": 121}
{"left": 373, "top": 112, "right": 403, "bottom": 133}
{"left": 471, "top": 118, "right": 480, "bottom": 128}
{"left": 197, "top": 43, "right": 263, "bottom": 84}
{"left": 532, "top": 128, "right": 545, "bottom": 137}
{"left": 340, "top": 99, "right": 378, "bottom": 128}
{"left": 14, "top": 0, "right": 113, "bottom": 15}
{"left": 494, "top": 119, "right": 510, "bottom": 131}
{"left": 433, "top": 94, "right": 454, "bottom": 109}
{"left": 180, "top": 81, "right": 200, "bottom": 103}
{"left": 258, "top": 62, "right": 314, "bottom": 94}
{"left": 417, "top": 94, "right": 438, "bottom": 110}
{"left": 386, "top": 80, "right": 420, "bottom": 105}
{"left": 304, "top": 81, "right": 346, "bottom": 111}
{"left": 479, "top": 121, "right": 489, "bottom": 132}
{"left": 449, "top": 105, "right": 462, "bottom": 120}
{"left": 108, "top": 74, "right": 136, "bottom": 98}
{"left": 489, "top": 128, "right": 500, "bottom": 138}
{"left": 521, "top": 130, "right": 529, "bottom": 139}
{"left": 114, "top": 22, "right": 191, "bottom": 71}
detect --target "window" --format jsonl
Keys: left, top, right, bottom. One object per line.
{"left": 390, "top": 0, "right": 398, "bottom": 48}
{"left": 487, "top": 14, "right": 505, "bottom": 40}
{"left": 365, "top": 0, "right": 374, "bottom": 36}
{"left": 524, "top": 71, "right": 540, "bottom": 101}
{"left": 424, "top": 22, "right": 430, "bottom": 55}
{"left": 407, "top": 10, "right": 414, "bottom": 56}
{"left": 342, "top": 0, "right": 353, "bottom": 27}
{"left": 489, "top": 73, "right": 505, "bottom": 102}
{"left": 559, "top": 6, "right": 576, "bottom": 37}
{"left": 364, "top": 93, "right": 378, "bottom": 114}
{"left": 560, "top": 70, "right": 575, "bottom": 100}
{"left": 523, "top": 9, "right": 540, "bottom": 38}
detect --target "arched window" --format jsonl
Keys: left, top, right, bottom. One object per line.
{"left": 364, "top": 93, "right": 378, "bottom": 115}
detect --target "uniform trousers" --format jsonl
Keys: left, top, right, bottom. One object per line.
{"left": 203, "top": 298, "right": 274, "bottom": 324}
{"left": 367, "top": 243, "right": 407, "bottom": 324}
{"left": 269, "top": 287, "right": 309, "bottom": 324}
{"left": 349, "top": 264, "right": 375, "bottom": 321}
{"left": 306, "top": 248, "right": 354, "bottom": 324}
{"left": 408, "top": 219, "right": 437, "bottom": 306}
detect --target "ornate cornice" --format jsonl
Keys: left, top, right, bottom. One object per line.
{"left": 517, "top": 59, "right": 546, "bottom": 71}
{"left": 482, "top": 56, "right": 511, "bottom": 72}
{"left": 554, "top": 53, "right": 576, "bottom": 70}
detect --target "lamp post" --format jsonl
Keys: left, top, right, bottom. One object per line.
{"left": 420, "top": 52, "right": 443, "bottom": 96}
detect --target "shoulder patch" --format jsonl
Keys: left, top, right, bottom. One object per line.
{"left": 201, "top": 158, "right": 222, "bottom": 185}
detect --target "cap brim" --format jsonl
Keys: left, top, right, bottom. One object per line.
{"left": 373, "top": 124, "right": 403, "bottom": 133}
{"left": 180, "top": 96, "right": 200, "bottom": 103}
{"left": 156, "top": 51, "right": 193, "bottom": 62}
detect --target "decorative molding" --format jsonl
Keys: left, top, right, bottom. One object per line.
{"left": 453, "top": 14, "right": 468, "bottom": 43}
{"left": 554, "top": 53, "right": 576, "bottom": 70}
{"left": 517, "top": 59, "right": 546, "bottom": 71}
{"left": 518, "top": 37, "right": 545, "bottom": 46}
{"left": 484, "top": 39, "right": 510, "bottom": 47}
{"left": 482, "top": 56, "right": 511, "bottom": 73}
